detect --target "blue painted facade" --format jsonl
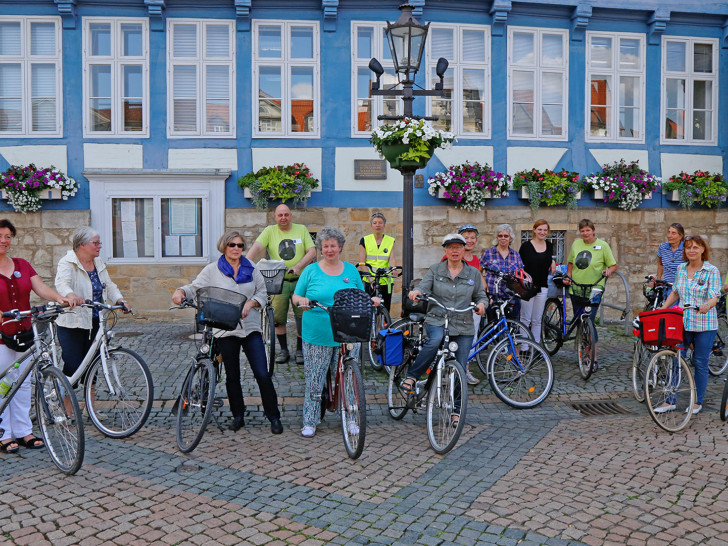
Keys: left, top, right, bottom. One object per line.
{"left": 1, "top": 0, "right": 727, "bottom": 212}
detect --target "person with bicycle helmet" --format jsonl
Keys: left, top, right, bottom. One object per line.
{"left": 358, "top": 212, "right": 398, "bottom": 312}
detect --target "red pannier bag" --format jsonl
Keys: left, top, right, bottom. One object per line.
{"left": 637, "top": 308, "right": 684, "bottom": 347}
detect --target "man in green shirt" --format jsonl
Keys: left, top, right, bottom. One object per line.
{"left": 247, "top": 204, "right": 317, "bottom": 364}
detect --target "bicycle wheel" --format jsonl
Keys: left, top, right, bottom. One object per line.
{"left": 487, "top": 337, "right": 553, "bottom": 408}
{"left": 644, "top": 349, "right": 695, "bottom": 433}
{"left": 262, "top": 306, "right": 276, "bottom": 376}
{"left": 367, "top": 306, "right": 391, "bottom": 372}
{"left": 387, "top": 361, "right": 410, "bottom": 420}
{"left": 576, "top": 317, "right": 596, "bottom": 380}
{"left": 35, "top": 364, "right": 85, "bottom": 475}
{"left": 85, "top": 348, "right": 153, "bottom": 438}
{"left": 720, "top": 378, "right": 728, "bottom": 422}
{"left": 176, "top": 358, "right": 216, "bottom": 453}
{"left": 426, "top": 358, "right": 467, "bottom": 455}
{"left": 340, "top": 357, "right": 366, "bottom": 459}
{"left": 540, "top": 298, "right": 563, "bottom": 356}
{"left": 473, "top": 319, "right": 533, "bottom": 376}
{"left": 708, "top": 316, "right": 728, "bottom": 376}
{"left": 631, "top": 339, "right": 652, "bottom": 403}
{"left": 389, "top": 318, "right": 426, "bottom": 366}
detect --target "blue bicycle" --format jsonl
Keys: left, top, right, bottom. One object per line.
{"left": 468, "top": 268, "right": 553, "bottom": 409}
{"left": 540, "top": 272, "right": 607, "bottom": 380}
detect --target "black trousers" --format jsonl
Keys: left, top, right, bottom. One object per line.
{"left": 58, "top": 317, "right": 100, "bottom": 383}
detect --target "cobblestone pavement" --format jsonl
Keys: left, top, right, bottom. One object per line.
{"left": 2, "top": 318, "right": 728, "bottom": 545}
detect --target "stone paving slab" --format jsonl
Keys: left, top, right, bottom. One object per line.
{"left": 2, "top": 319, "right": 728, "bottom": 544}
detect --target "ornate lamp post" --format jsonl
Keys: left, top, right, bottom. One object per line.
{"left": 369, "top": 2, "right": 448, "bottom": 291}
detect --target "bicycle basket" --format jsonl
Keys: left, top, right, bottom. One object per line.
{"left": 403, "top": 279, "right": 428, "bottom": 316}
{"left": 637, "top": 308, "right": 684, "bottom": 347}
{"left": 330, "top": 288, "right": 374, "bottom": 343}
{"left": 257, "top": 259, "right": 286, "bottom": 295}
{"left": 195, "top": 286, "right": 247, "bottom": 331}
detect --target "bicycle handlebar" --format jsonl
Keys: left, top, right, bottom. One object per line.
{"left": 1, "top": 302, "right": 68, "bottom": 322}
{"left": 644, "top": 275, "right": 672, "bottom": 287}
{"left": 414, "top": 294, "right": 477, "bottom": 314}
{"left": 83, "top": 299, "right": 133, "bottom": 315}
{"left": 356, "top": 263, "right": 402, "bottom": 278}
{"left": 169, "top": 298, "right": 197, "bottom": 311}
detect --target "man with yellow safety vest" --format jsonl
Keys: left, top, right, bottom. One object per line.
{"left": 358, "top": 212, "right": 398, "bottom": 311}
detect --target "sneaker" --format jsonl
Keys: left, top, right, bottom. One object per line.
{"left": 686, "top": 404, "right": 702, "bottom": 415}
{"left": 654, "top": 403, "right": 676, "bottom": 413}
{"left": 301, "top": 426, "right": 316, "bottom": 437}
{"left": 275, "top": 349, "right": 290, "bottom": 364}
{"left": 591, "top": 360, "right": 599, "bottom": 372}
{"left": 295, "top": 349, "right": 304, "bottom": 365}
{"left": 466, "top": 371, "right": 480, "bottom": 386}
{"left": 347, "top": 422, "right": 360, "bottom": 435}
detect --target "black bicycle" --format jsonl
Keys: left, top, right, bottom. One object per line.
{"left": 358, "top": 263, "right": 401, "bottom": 371}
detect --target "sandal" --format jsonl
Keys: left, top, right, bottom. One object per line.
{"left": 450, "top": 414, "right": 460, "bottom": 429}
{"left": 18, "top": 435, "right": 44, "bottom": 449}
{"left": 400, "top": 377, "right": 415, "bottom": 394}
{"left": 1, "top": 440, "right": 20, "bottom": 454}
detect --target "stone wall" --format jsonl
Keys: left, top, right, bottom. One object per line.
{"left": 3, "top": 207, "right": 726, "bottom": 320}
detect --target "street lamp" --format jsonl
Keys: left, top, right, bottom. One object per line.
{"left": 369, "top": 2, "right": 448, "bottom": 292}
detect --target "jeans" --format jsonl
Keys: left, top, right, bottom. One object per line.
{"left": 216, "top": 332, "right": 280, "bottom": 421}
{"left": 406, "top": 325, "right": 471, "bottom": 380}
{"left": 57, "top": 318, "right": 100, "bottom": 384}
{"left": 684, "top": 329, "right": 717, "bottom": 405}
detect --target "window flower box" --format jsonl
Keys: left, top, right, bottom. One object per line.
{"left": 429, "top": 162, "right": 509, "bottom": 211}
{"left": 0, "top": 164, "right": 78, "bottom": 213}
{"left": 238, "top": 163, "right": 318, "bottom": 210}
{"left": 582, "top": 160, "right": 661, "bottom": 211}
{"left": 513, "top": 169, "right": 582, "bottom": 213}
{"left": 662, "top": 170, "right": 727, "bottom": 209}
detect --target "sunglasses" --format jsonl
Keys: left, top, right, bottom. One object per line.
{"left": 227, "top": 242, "right": 244, "bottom": 249}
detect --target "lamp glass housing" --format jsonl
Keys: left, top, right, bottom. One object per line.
{"left": 385, "top": 4, "right": 429, "bottom": 78}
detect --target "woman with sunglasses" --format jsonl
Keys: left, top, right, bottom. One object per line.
{"left": 480, "top": 224, "right": 525, "bottom": 319}
{"left": 172, "top": 231, "right": 282, "bottom": 435}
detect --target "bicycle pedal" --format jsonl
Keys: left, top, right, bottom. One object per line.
{"left": 213, "top": 398, "right": 224, "bottom": 409}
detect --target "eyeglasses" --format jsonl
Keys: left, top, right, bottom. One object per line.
{"left": 227, "top": 242, "right": 244, "bottom": 249}
{"left": 497, "top": 234, "right": 511, "bottom": 239}
{"left": 89, "top": 241, "right": 102, "bottom": 246}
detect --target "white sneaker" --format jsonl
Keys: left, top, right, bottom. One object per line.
{"left": 654, "top": 404, "right": 676, "bottom": 413}
{"left": 686, "top": 404, "right": 702, "bottom": 415}
{"left": 466, "top": 371, "right": 480, "bottom": 386}
{"left": 347, "top": 422, "right": 359, "bottom": 435}
{"left": 301, "top": 426, "right": 316, "bottom": 437}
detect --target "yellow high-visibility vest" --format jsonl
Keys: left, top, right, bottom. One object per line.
{"left": 363, "top": 234, "right": 395, "bottom": 292}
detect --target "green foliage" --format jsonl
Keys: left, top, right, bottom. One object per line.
{"left": 663, "top": 170, "right": 728, "bottom": 209}
{"left": 238, "top": 163, "right": 319, "bottom": 210}
{"left": 512, "top": 168, "right": 581, "bottom": 213}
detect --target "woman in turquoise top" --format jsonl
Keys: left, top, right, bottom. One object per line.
{"left": 292, "top": 226, "right": 377, "bottom": 437}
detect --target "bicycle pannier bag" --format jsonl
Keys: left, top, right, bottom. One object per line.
{"left": 375, "top": 328, "right": 404, "bottom": 367}
{"left": 1, "top": 329, "right": 34, "bottom": 352}
{"left": 330, "top": 288, "right": 373, "bottom": 343}
{"left": 195, "top": 287, "right": 247, "bottom": 331}
{"left": 638, "top": 308, "right": 684, "bottom": 347}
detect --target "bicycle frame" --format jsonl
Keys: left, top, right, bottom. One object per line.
{"left": 62, "top": 309, "right": 118, "bottom": 392}
{"left": 553, "top": 274, "right": 607, "bottom": 341}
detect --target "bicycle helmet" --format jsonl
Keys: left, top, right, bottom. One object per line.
{"left": 513, "top": 269, "right": 533, "bottom": 291}
{"left": 457, "top": 223, "right": 479, "bottom": 235}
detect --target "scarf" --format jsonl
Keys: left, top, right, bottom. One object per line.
{"left": 217, "top": 255, "right": 254, "bottom": 284}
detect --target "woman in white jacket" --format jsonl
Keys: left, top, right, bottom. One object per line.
{"left": 55, "top": 227, "right": 129, "bottom": 381}
{"left": 172, "top": 231, "right": 282, "bottom": 435}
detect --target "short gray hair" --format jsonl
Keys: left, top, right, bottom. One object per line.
{"left": 493, "top": 223, "right": 515, "bottom": 245}
{"left": 72, "top": 226, "right": 99, "bottom": 251}
{"left": 216, "top": 230, "right": 245, "bottom": 254}
{"left": 315, "top": 226, "right": 345, "bottom": 251}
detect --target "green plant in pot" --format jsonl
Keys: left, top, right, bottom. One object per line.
{"left": 370, "top": 117, "right": 455, "bottom": 171}
{"left": 238, "top": 163, "right": 319, "bottom": 210}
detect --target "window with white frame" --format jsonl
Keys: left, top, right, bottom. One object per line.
{"left": 83, "top": 18, "right": 149, "bottom": 137}
{"left": 427, "top": 24, "right": 490, "bottom": 138}
{"left": 0, "top": 16, "right": 62, "bottom": 137}
{"left": 508, "top": 27, "right": 568, "bottom": 140}
{"left": 586, "top": 32, "right": 645, "bottom": 142}
{"left": 88, "top": 172, "right": 226, "bottom": 264}
{"left": 253, "top": 21, "right": 319, "bottom": 137}
{"left": 168, "top": 20, "right": 235, "bottom": 137}
{"left": 351, "top": 22, "right": 401, "bottom": 136}
{"left": 661, "top": 37, "right": 718, "bottom": 144}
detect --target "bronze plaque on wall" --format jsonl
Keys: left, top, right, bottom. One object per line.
{"left": 354, "top": 160, "right": 387, "bottom": 180}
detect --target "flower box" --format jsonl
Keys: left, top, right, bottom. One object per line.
{"left": 521, "top": 187, "right": 580, "bottom": 200}
{"left": 667, "top": 190, "right": 680, "bottom": 202}
{"left": 593, "top": 189, "right": 604, "bottom": 200}
{"left": 1, "top": 188, "right": 62, "bottom": 200}
{"left": 438, "top": 188, "right": 498, "bottom": 199}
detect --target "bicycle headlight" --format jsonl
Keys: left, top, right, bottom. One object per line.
{"left": 448, "top": 341, "right": 459, "bottom": 352}
{"left": 346, "top": 343, "right": 355, "bottom": 351}
{"left": 200, "top": 343, "right": 210, "bottom": 354}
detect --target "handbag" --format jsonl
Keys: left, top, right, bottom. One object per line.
{"left": 1, "top": 329, "right": 34, "bottom": 352}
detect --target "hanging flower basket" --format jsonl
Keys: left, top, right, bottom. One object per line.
{"left": 238, "top": 163, "right": 319, "bottom": 210}
{"left": 0, "top": 164, "right": 78, "bottom": 214}
{"left": 380, "top": 143, "right": 435, "bottom": 170}
{"left": 370, "top": 117, "right": 455, "bottom": 173}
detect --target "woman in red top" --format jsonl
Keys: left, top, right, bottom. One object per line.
{"left": 0, "top": 219, "right": 77, "bottom": 454}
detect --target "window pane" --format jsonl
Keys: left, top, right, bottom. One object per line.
{"left": 356, "top": 99, "right": 371, "bottom": 132}
{"left": 291, "top": 66, "right": 313, "bottom": 133}
{"left": 90, "top": 64, "right": 111, "bottom": 97}
{"left": 591, "top": 76, "right": 610, "bottom": 106}
{"left": 259, "top": 26, "right": 281, "bottom": 58}
{"left": 90, "top": 23, "right": 111, "bottom": 56}
{"left": 693, "top": 43, "right": 712, "bottom": 73}
{"left": 590, "top": 76, "right": 610, "bottom": 137}
{"left": 173, "top": 24, "right": 197, "bottom": 58}
{"left": 123, "top": 100, "right": 142, "bottom": 131}
{"left": 665, "top": 109, "right": 684, "bottom": 139}
{"left": 206, "top": 25, "right": 229, "bottom": 58}
{"left": 123, "top": 65, "right": 142, "bottom": 132}
{"left": 258, "top": 66, "right": 281, "bottom": 98}
{"left": 357, "top": 66, "right": 372, "bottom": 98}
{"left": 0, "top": 22, "right": 22, "bottom": 56}
{"left": 291, "top": 67, "right": 313, "bottom": 99}
{"left": 542, "top": 73, "right": 563, "bottom": 104}
{"left": 382, "top": 98, "right": 399, "bottom": 118}
{"left": 692, "top": 110, "right": 711, "bottom": 141}
{"left": 32, "top": 98, "right": 55, "bottom": 131}
{"left": 173, "top": 65, "right": 197, "bottom": 132}
{"left": 31, "top": 23, "right": 56, "bottom": 56}
{"left": 122, "top": 24, "right": 143, "bottom": 57}
{"left": 665, "top": 41, "right": 686, "bottom": 72}
{"left": 258, "top": 100, "right": 281, "bottom": 132}
{"left": 291, "top": 27, "right": 313, "bottom": 59}
{"left": 432, "top": 100, "right": 452, "bottom": 131}
{"left": 512, "top": 32, "right": 534, "bottom": 65}
{"left": 619, "top": 107, "right": 639, "bottom": 138}
{"left": 431, "top": 28, "right": 454, "bottom": 59}
{"left": 90, "top": 99, "right": 111, "bottom": 131}
{"left": 541, "top": 104, "right": 562, "bottom": 135}
{"left": 512, "top": 70, "right": 534, "bottom": 100}
{"left": 512, "top": 103, "right": 533, "bottom": 134}
{"left": 31, "top": 63, "right": 55, "bottom": 96}
{"left": 433, "top": 67, "right": 453, "bottom": 99}
{"left": 206, "top": 66, "right": 230, "bottom": 132}
{"left": 0, "top": 64, "right": 22, "bottom": 96}
{"left": 665, "top": 78, "right": 685, "bottom": 109}
{"left": 381, "top": 28, "right": 392, "bottom": 61}
{"left": 462, "top": 69, "right": 484, "bottom": 101}
{"left": 0, "top": 99, "right": 22, "bottom": 131}
{"left": 206, "top": 65, "right": 229, "bottom": 99}
{"left": 693, "top": 80, "right": 712, "bottom": 110}
{"left": 162, "top": 198, "right": 203, "bottom": 257}
{"left": 619, "top": 76, "right": 639, "bottom": 107}
{"left": 356, "top": 27, "right": 373, "bottom": 59}
{"left": 590, "top": 37, "right": 612, "bottom": 69}
{"left": 123, "top": 65, "right": 142, "bottom": 97}
{"left": 462, "top": 101, "right": 483, "bottom": 133}
{"left": 462, "top": 30, "right": 485, "bottom": 63}
{"left": 112, "top": 198, "right": 154, "bottom": 259}
{"left": 619, "top": 38, "right": 640, "bottom": 69}
{"left": 542, "top": 34, "right": 563, "bottom": 66}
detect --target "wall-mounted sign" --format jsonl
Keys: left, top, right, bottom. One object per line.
{"left": 354, "top": 159, "right": 387, "bottom": 180}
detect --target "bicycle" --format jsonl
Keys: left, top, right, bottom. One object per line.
{"left": 357, "top": 262, "right": 401, "bottom": 371}
{"left": 58, "top": 300, "right": 153, "bottom": 438}
{"left": 0, "top": 303, "right": 84, "bottom": 474}
{"left": 467, "top": 268, "right": 553, "bottom": 409}
{"left": 257, "top": 260, "right": 287, "bottom": 375}
{"left": 170, "top": 287, "right": 246, "bottom": 453}
{"left": 708, "top": 293, "right": 727, "bottom": 376}
{"left": 304, "top": 298, "right": 367, "bottom": 459}
{"left": 386, "top": 295, "right": 471, "bottom": 454}
{"left": 632, "top": 276, "right": 673, "bottom": 402}
{"left": 540, "top": 272, "right": 607, "bottom": 380}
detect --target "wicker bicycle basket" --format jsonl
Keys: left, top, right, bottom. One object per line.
{"left": 329, "top": 288, "right": 374, "bottom": 343}
{"left": 195, "top": 286, "right": 247, "bottom": 331}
